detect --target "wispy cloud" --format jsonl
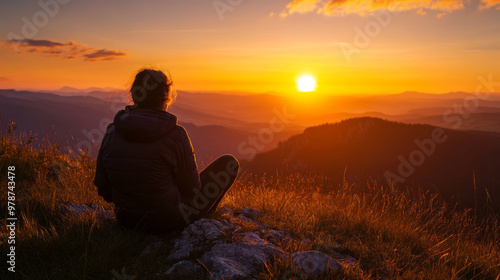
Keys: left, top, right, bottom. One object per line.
{"left": 479, "top": 0, "right": 500, "bottom": 10}
{"left": 83, "top": 49, "right": 127, "bottom": 61}
{"left": 0, "top": 77, "right": 9, "bottom": 82}
{"left": 279, "top": 0, "right": 499, "bottom": 17}
{"left": 282, "top": 0, "right": 322, "bottom": 16}
{"left": 1, "top": 39, "right": 127, "bottom": 62}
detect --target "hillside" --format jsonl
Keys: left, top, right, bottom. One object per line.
{"left": 1, "top": 128, "right": 499, "bottom": 279}
{"left": 247, "top": 117, "right": 500, "bottom": 214}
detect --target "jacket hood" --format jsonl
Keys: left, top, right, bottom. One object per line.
{"left": 114, "top": 105, "right": 178, "bottom": 143}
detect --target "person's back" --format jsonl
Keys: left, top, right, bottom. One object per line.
{"left": 93, "top": 69, "right": 239, "bottom": 235}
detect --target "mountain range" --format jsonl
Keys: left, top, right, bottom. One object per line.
{"left": 1, "top": 87, "right": 500, "bottom": 213}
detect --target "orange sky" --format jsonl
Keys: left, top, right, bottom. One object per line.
{"left": 0, "top": 0, "right": 499, "bottom": 96}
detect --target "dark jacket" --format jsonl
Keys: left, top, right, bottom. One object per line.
{"left": 93, "top": 105, "right": 201, "bottom": 233}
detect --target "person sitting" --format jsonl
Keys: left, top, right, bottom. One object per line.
{"left": 93, "top": 68, "right": 239, "bottom": 235}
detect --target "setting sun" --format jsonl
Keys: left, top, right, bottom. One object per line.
{"left": 297, "top": 75, "right": 317, "bottom": 92}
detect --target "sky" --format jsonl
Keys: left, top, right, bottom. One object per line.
{"left": 0, "top": 0, "right": 499, "bottom": 96}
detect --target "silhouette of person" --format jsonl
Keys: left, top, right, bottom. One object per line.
{"left": 93, "top": 68, "right": 239, "bottom": 235}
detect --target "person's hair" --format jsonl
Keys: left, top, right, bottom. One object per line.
{"left": 129, "top": 68, "right": 176, "bottom": 110}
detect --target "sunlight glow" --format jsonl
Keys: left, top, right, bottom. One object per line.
{"left": 296, "top": 75, "right": 317, "bottom": 92}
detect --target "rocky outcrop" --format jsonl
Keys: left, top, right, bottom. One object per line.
{"left": 161, "top": 207, "right": 356, "bottom": 279}
{"left": 60, "top": 203, "right": 358, "bottom": 279}
{"left": 200, "top": 233, "right": 287, "bottom": 280}
{"left": 167, "top": 218, "right": 231, "bottom": 262}
{"left": 292, "top": 251, "right": 342, "bottom": 278}
{"left": 165, "top": 260, "right": 204, "bottom": 279}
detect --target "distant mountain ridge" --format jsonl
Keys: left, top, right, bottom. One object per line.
{"left": 3, "top": 88, "right": 500, "bottom": 212}
{"left": 246, "top": 117, "right": 500, "bottom": 214}
{"left": 0, "top": 89, "right": 298, "bottom": 166}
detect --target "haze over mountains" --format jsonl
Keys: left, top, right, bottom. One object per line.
{"left": 2, "top": 87, "right": 500, "bottom": 162}
{"left": 0, "top": 88, "right": 304, "bottom": 166}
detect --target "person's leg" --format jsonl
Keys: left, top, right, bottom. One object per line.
{"left": 198, "top": 154, "right": 239, "bottom": 216}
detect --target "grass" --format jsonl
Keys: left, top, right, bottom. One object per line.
{"left": 223, "top": 173, "right": 500, "bottom": 279}
{"left": 0, "top": 126, "right": 499, "bottom": 280}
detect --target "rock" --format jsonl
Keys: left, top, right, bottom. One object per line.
{"left": 219, "top": 207, "right": 234, "bottom": 216}
{"left": 205, "top": 256, "right": 249, "bottom": 280}
{"left": 240, "top": 207, "right": 260, "bottom": 219}
{"left": 220, "top": 219, "right": 234, "bottom": 228}
{"left": 292, "top": 251, "right": 342, "bottom": 278}
{"left": 201, "top": 239, "right": 288, "bottom": 280}
{"left": 168, "top": 218, "right": 229, "bottom": 261}
{"left": 263, "top": 230, "right": 286, "bottom": 243}
{"left": 165, "top": 260, "right": 204, "bottom": 279}
{"left": 199, "top": 219, "right": 229, "bottom": 241}
{"left": 237, "top": 214, "right": 267, "bottom": 229}
{"left": 242, "top": 232, "right": 265, "bottom": 243}
{"left": 232, "top": 226, "right": 245, "bottom": 235}
{"left": 330, "top": 252, "right": 359, "bottom": 269}
{"left": 59, "top": 202, "right": 113, "bottom": 220}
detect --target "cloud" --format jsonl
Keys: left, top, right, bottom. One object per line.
{"left": 83, "top": 49, "right": 127, "bottom": 61}
{"left": 279, "top": 0, "right": 499, "bottom": 17}
{"left": 1, "top": 39, "right": 127, "bottom": 62}
{"left": 285, "top": 0, "right": 322, "bottom": 14}
{"left": 0, "top": 77, "right": 9, "bottom": 82}
{"left": 480, "top": 0, "right": 500, "bottom": 10}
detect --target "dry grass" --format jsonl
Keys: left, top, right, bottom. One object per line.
{"left": 0, "top": 127, "right": 499, "bottom": 279}
{"left": 221, "top": 172, "right": 500, "bottom": 279}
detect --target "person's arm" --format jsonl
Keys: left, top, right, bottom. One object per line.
{"left": 94, "top": 128, "right": 113, "bottom": 203}
{"left": 175, "top": 127, "right": 201, "bottom": 198}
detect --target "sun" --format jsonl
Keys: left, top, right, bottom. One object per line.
{"left": 296, "top": 75, "right": 317, "bottom": 92}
